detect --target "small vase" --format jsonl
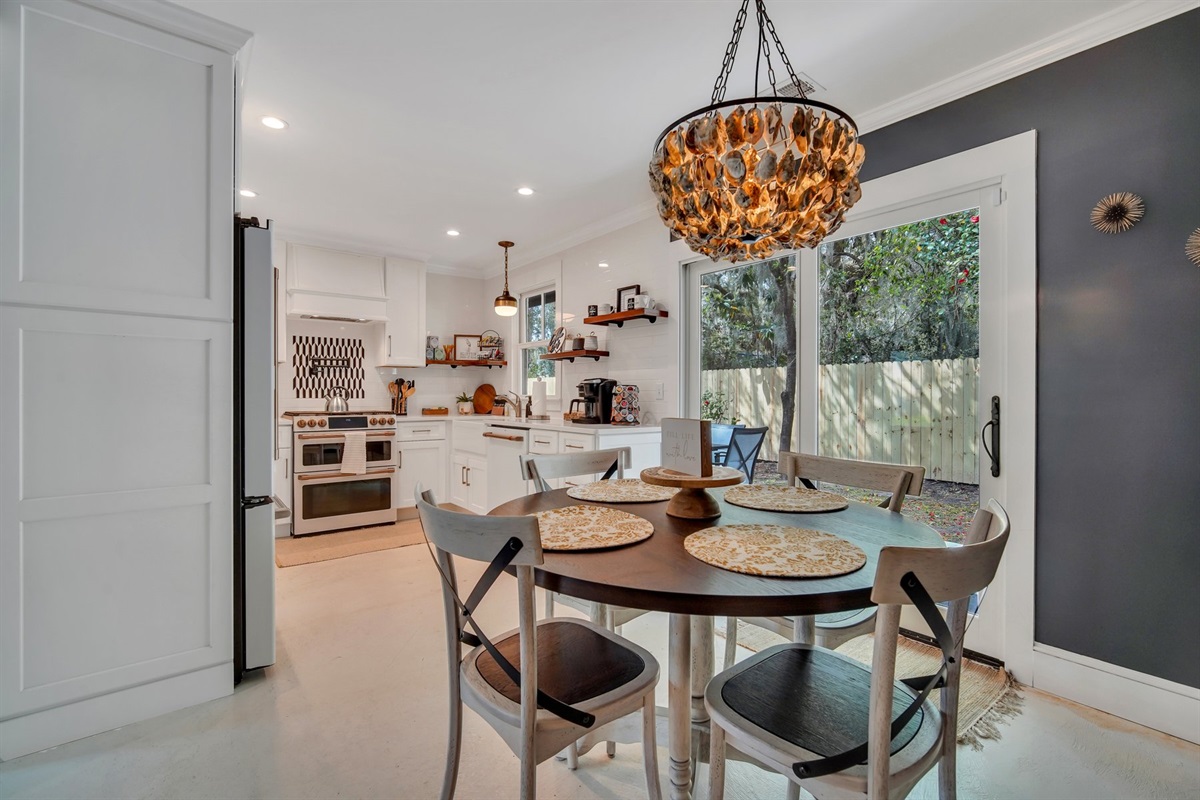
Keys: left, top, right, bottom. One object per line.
{"left": 457, "top": 402, "right": 473, "bottom": 415}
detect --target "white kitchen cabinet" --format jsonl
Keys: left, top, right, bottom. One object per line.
{"left": 0, "top": 0, "right": 249, "bottom": 760}
{"left": 398, "top": 439, "right": 447, "bottom": 509}
{"left": 450, "top": 452, "right": 487, "bottom": 514}
{"left": 285, "top": 243, "right": 388, "bottom": 321}
{"left": 380, "top": 258, "right": 427, "bottom": 367}
{"left": 527, "top": 430, "right": 562, "bottom": 490}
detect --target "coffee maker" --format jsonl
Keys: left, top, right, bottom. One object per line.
{"left": 571, "top": 378, "right": 617, "bottom": 424}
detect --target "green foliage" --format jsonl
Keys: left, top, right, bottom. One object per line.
{"left": 456, "top": 391, "right": 472, "bottom": 403}
{"left": 700, "top": 390, "right": 739, "bottom": 424}
{"left": 700, "top": 256, "right": 795, "bottom": 371}
{"left": 818, "top": 209, "right": 980, "bottom": 364}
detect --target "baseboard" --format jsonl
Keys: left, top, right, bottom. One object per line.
{"left": 0, "top": 661, "right": 233, "bottom": 761}
{"left": 394, "top": 506, "right": 419, "bottom": 521}
{"left": 1032, "top": 644, "right": 1200, "bottom": 744}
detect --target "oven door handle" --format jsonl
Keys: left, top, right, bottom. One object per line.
{"left": 297, "top": 432, "right": 395, "bottom": 440}
{"left": 296, "top": 467, "right": 397, "bottom": 481}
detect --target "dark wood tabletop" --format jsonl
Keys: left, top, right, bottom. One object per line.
{"left": 488, "top": 487, "right": 944, "bottom": 617}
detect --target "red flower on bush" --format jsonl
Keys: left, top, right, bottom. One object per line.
{"left": 938, "top": 218, "right": 948, "bottom": 225}
{"left": 971, "top": 215, "right": 979, "bottom": 223}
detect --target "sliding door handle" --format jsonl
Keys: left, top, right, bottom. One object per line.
{"left": 981, "top": 395, "right": 1000, "bottom": 478}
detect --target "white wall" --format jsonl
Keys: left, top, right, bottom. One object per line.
{"left": 277, "top": 266, "right": 499, "bottom": 415}
{"left": 483, "top": 216, "right": 691, "bottom": 424}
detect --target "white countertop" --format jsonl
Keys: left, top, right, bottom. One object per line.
{"left": 444, "top": 415, "right": 661, "bottom": 434}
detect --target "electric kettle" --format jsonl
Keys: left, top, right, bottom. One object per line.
{"left": 325, "top": 386, "right": 349, "bottom": 413}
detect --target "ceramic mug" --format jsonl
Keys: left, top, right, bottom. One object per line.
{"left": 600, "top": 303, "right": 614, "bottom": 314}
{"left": 634, "top": 294, "right": 654, "bottom": 309}
{"left": 587, "top": 304, "right": 599, "bottom": 317}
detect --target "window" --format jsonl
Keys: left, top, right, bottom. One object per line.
{"left": 519, "top": 287, "right": 557, "bottom": 398}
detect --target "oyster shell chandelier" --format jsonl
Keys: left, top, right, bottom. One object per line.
{"left": 649, "top": 0, "right": 864, "bottom": 262}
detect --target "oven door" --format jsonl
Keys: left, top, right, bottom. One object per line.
{"left": 293, "top": 467, "right": 396, "bottom": 535}
{"left": 294, "top": 431, "right": 395, "bottom": 474}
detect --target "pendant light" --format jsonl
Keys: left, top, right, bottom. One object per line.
{"left": 494, "top": 240, "right": 518, "bottom": 317}
{"left": 648, "top": 0, "right": 865, "bottom": 262}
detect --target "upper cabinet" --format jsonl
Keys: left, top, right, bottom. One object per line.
{"left": 285, "top": 243, "right": 388, "bottom": 321}
{"left": 380, "top": 257, "right": 427, "bottom": 368}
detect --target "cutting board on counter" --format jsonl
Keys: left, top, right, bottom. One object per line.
{"left": 472, "top": 383, "right": 495, "bottom": 414}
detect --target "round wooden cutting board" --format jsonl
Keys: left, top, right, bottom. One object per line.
{"left": 472, "top": 383, "right": 496, "bottom": 414}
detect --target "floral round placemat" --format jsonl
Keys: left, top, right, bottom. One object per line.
{"left": 567, "top": 479, "right": 678, "bottom": 503}
{"left": 723, "top": 484, "right": 849, "bottom": 513}
{"left": 684, "top": 523, "right": 866, "bottom": 577}
{"left": 534, "top": 505, "right": 654, "bottom": 551}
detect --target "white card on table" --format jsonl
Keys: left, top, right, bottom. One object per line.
{"left": 660, "top": 418, "right": 712, "bottom": 477}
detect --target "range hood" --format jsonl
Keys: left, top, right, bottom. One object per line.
{"left": 286, "top": 292, "right": 387, "bottom": 322}
{"left": 298, "top": 314, "right": 373, "bottom": 324}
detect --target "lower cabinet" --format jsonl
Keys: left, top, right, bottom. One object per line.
{"left": 450, "top": 451, "right": 487, "bottom": 514}
{"left": 398, "top": 438, "right": 447, "bottom": 508}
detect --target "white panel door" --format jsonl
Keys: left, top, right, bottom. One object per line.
{"left": 0, "top": 0, "right": 234, "bottom": 321}
{"left": 0, "top": 308, "right": 233, "bottom": 718}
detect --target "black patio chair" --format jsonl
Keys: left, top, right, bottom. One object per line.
{"left": 724, "top": 426, "right": 768, "bottom": 483}
{"left": 710, "top": 423, "right": 744, "bottom": 465}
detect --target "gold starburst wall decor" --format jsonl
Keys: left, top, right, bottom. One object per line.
{"left": 1090, "top": 192, "right": 1144, "bottom": 234}
{"left": 1186, "top": 228, "right": 1200, "bottom": 267}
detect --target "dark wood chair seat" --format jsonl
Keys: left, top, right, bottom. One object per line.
{"left": 719, "top": 644, "right": 925, "bottom": 760}
{"left": 475, "top": 620, "right": 648, "bottom": 705}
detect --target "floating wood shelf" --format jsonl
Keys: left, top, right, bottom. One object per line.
{"left": 584, "top": 309, "right": 669, "bottom": 328}
{"left": 540, "top": 349, "right": 609, "bottom": 363}
{"left": 425, "top": 359, "right": 508, "bottom": 369}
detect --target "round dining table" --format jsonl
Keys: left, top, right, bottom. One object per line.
{"left": 489, "top": 484, "right": 944, "bottom": 800}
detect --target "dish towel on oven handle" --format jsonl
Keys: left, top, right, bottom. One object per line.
{"left": 341, "top": 431, "right": 367, "bottom": 475}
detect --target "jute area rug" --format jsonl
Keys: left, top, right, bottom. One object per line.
{"left": 274, "top": 505, "right": 466, "bottom": 567}
{"left": 716, "top": 619, "right": 1023, "bottom": 749}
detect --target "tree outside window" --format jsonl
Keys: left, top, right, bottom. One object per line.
{"left": 520, "top": 288, "right": 557, "bottom": 397}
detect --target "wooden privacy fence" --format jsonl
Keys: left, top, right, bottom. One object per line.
{"left": 702, "top": 358, "right": 979, "bottom": 483}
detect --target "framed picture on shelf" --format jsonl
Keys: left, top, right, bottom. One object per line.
{"left": 453, "top": 334, "right": 481, "bottom": 361}
{"left": 617, "top": 284, "right": 641, "bottom": 312}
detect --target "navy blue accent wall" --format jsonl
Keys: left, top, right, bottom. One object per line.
{"left": 858, "top": 11, "right": 1200, "bottom": 687}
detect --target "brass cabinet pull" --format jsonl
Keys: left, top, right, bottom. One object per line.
{"left": 297, "top": 431, "right": 395, "bottom": 440}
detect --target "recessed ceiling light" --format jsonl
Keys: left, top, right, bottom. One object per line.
{"left": 239, "top": 189, "right": 257, "bottom": 198}
{"left": 516, "top": 186, "right": 535, "bottom": 196}
{"left": 446, "top": 229, "right": 460, "bottom": 236}
{"left": 261, "top": 116, "right": 288, "bottom": 129}
{"left": 598, "top": 262, "right": 609, "bottom": 268}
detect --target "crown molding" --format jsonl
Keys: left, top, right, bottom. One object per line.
{"left": 477, "top": 199, "right": 660, "bottom": 279}
{"left": 76, "top": 0, "right": 252, "bottom": 54}
{"left": 271, "top": 223, "right": 433, "bottom": 264}
{"left": 856, "top": 0, "right": 1200, "bottom": 134}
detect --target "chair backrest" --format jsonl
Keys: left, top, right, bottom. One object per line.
{"left": 518, "top": 447, "right": 631, "bottom": 494}
{"left": 415, "top": 486, "right": 544, "bottom": 740}
{"left": 710, "top": 422, "right": 742, "bottom": 449}
{"left": 861, "top": 498, "right": 1009, "bottom": 796}
{"left": 778, "top": 451, "right": 925, "bottom": 512}
{"left": 724, "top": 426, "right": 768, "bottom": 482}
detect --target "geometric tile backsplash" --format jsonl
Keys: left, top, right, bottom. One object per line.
{"left": 292, "top": 335, "right": 366, "bottom": 399}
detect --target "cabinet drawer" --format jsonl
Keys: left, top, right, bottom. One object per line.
{"left": 528, "top": 430, "right": 559, "bottom": 454}
{"left": 396, "top": 421, "right": 446, "bottom": 441}
{"left": 560, "top": 433, "right": 595, "bottom": 452}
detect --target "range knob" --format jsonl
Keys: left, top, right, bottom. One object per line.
{"left": 371, "top": 417, "right": 380, "bottom": 425}
{"left": 317, "top": 419, "right": 327, "bottom": 428}
{"left": 387, "top": 417, "right": 395, "bottom": 424}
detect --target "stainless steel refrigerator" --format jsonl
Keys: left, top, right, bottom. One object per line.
{"left": 234, "top": 216, "right": 276, "bottom": 680}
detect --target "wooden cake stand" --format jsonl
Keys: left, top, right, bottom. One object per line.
{"left": 640, "top": 465, "right": 745, "bottom": 520}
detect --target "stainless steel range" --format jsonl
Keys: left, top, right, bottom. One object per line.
{"left": 288, "top": 412, "right": 398, "bottom": 535}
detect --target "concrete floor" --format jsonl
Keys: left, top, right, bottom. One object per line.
{"left": 2, "top": 543, "right": 1197, "bottom": 799}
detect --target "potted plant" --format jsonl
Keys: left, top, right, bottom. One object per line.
{"left": 456, "top": 392, "right": 474, "bottom": 415}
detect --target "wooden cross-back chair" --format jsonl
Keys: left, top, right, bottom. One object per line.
{"left": 724, "top": 452, "right": 928, "bottom": 668}
{"left": 414, "top": 487, "right": 662, "bottom": 800}
{"left": 707, "top": 499, "right": 1010, "bottom": 800}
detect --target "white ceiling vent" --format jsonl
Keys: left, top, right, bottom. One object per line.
{"left": 777, "top": 72, "right": 824, "bottom": 99}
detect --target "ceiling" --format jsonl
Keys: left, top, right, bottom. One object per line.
{"left": 177, "top": 0, "right": 1142, "bottom": 274}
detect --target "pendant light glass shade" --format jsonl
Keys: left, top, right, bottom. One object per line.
{"left": 494, "top": 240, "right": 518, "bottom": 316}
{"left": 649, "top": 0, "right": 864, "bottom": 262}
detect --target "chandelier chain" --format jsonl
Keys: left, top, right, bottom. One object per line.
{"left": 710, "top": 0, "right": 751, "bottom": 105}
{"left": 755, "top": 0, "right": 780, "bottom": 98}
{"left": 759, "top": 0, "right": 804, "bottom": 97}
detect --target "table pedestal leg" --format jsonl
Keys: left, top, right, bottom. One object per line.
{"left": 690, "top": 615, "right": 714, "bottom": 788}
{"left": 793, "top": 614, "right": 816, "bottom": 645}
{"left": 668, "top": 613, "right": 692, "bottom": 800}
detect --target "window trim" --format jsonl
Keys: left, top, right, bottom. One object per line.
{"left": 517, "top": 284, "right": 559, "bottom": 401}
